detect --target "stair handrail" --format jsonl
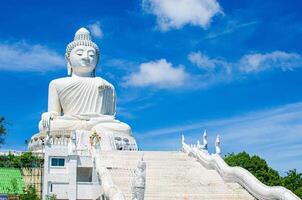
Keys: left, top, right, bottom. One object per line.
{"left": 181, "top": 139, "right": 301, "bottom": 200}
{"left": 91, "top": 135, "right": 126, "bottom": 200}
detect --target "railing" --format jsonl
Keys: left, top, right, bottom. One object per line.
{"left": 28, "top": 130, "right": 74, "bottom": 152}
{"left": 181, "top": 134, "right": 301, "bottom": 200}
{"left": 29, "top": 130, "right": 139, "bottom": 153}
{"left": 91, "top": 146, "right": 126, "bottom": 200}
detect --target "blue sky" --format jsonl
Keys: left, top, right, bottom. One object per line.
{"left": 0, "top": 0, "right": 301, "bottom": 173}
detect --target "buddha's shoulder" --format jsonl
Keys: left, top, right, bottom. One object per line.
{"left": 49, "top": 77, "right": 73, "bottom": 86}
{"left": 48, "top": 77, "right": 79, "bottom": 91}
{"left": 95, "top": 77, "right": 115, "bottom": 89}
{"left": 48, "top": 76, "right": 115, "bottom": 89}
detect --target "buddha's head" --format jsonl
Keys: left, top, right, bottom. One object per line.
{"left": 65, "top": 28, "right": 100, "bottom": 77}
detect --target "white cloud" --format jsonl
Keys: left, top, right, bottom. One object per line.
{"left": 136, "top": 102, "right": 302, "bottom": 172}
{"left": 142, "top": 0, "right": 222, "bottom": 31}
{"left": 117, "top": 103, "right": 155, "bottom": 119}
{"left": 88, "top": 21, "right": 103, "bottom": 39}
{"left": 124, "top": 59, "right": 189, "bottom": 89}
{"left": 238, "top": 51, "right": 302, "bottom": 73}
{"left": 206, "top": 21, "right": 259, "bottom": 39}
{"left": 123, "top": 51, "right": 301, "bottom": 90}
{"left": 189, "top": 51, "right": 302, "bottom": 75}
{"left": 187, "top": 51, "right": 302, "bottom": 89}
{"left": 103, "top": 58, "right": 137, "bottom": 71}
{"left": 188, "top": 51, "right": 226, "bottom": 70}
{"left": 0, "top": 42, "right": 64, "bottom": 72}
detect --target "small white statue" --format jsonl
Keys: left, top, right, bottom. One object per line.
{"left": 90, "top": 129, "right": 101, "bottom": 150}
{"left": 68, "top": 132, "right": 77, "bottom": 155}
{"left": 132, "top": 157, "right": 146, "bottom": 200}
{"left": 44, "top": 134, "right": 50, "bottom": 146}
{"left": 215, "top": 135, "right": 221, "bottom": 155}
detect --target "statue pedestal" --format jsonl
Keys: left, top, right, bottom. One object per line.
{"left": 36, "top": 128, "right": 138, "bottom": 200}
{"left": 28, "top": 128, "right": 138, "bottom": 152}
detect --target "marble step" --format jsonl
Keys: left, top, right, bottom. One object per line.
{"left": 99, "top": 151, "right": 255, "bottom": 200}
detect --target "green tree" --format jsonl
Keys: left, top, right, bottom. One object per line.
{"left": 282, "top": 169, "right": 302, "bottom": 198}
{"left": 224, "top": 151, "right": 282, "bottom": 186}
{"left": 46, "top": 194, "right": 57, "bottom": 200}
{"left": 6, "top": 178, "right": 19, "bottom": 195}
{"left": 0, "top": 152, "right": 43, "bottom": 168}
{"left": 0, "top": 116, "right": 7, "bottom": 147}
{"left": 19, "top": 152, "right": 43, "bottom": 167}
{"left": 224, "top": 152, "right": 302, "bottom": 199}
{"left": 19, "top": 185, "right": 40, "bottom": 200}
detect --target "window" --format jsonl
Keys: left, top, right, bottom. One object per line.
{"left": 51, "top": 158, "right": 65, "bottom": 167}
{"left": 77, "top": 167, "right": 92, "bottom": 182}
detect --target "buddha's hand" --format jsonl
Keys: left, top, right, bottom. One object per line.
{"left": 98, "top": 85, "right": 112, "bottom": 91}
{"left": 41, "top": 112, "right": 57, "bottom": 130}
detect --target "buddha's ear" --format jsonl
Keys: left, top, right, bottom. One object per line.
{"left": 65, "top": 53, "right": 72, "bottom": 76}
{"left": 67, "top": 62, "right": 72, "bottom": 76}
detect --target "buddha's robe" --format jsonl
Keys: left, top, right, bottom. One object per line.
{"left": 58, "top": 77, "right": 115, "bottom": 116}
{"left": 39, "top": 77, "right": 131, "bottom": 138}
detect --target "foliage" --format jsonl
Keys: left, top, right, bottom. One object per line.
{"left": 282, "top": 169, "right": 302, "bottom": 198}
{"left": 19, "top": 185, "right": 40, "bottom": 200}
{"left": 0, "top": 116, "right": 7, "bottom": 147}
{"left": 224, "top": 151, "right": 302, "bottom": 198}
{"left": 224, "top": 152, "right": 281, "bottom": 186}
{"left": 6, "top": 178, "right": 19, "bottom": 195}
{"left": 0, "top": 152, "right": 43, "bottom": 168}
{"left": 46, "top": 194, "right": 57, "bottom": 200}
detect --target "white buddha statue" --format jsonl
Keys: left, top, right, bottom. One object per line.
{"left": 33, "top": 27, "right": 136, "bottom": 150}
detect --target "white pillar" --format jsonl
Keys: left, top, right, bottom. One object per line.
{"left": 68, "top": 155, "right": 78, "bottom": 200}
{"left": 42, "top": 145, "right": 50, "bottom": 200}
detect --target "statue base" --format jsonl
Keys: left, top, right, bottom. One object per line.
{"left": 28, "top": 129, "right": 138, "bottom": 152}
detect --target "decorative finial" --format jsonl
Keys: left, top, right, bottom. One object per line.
{"left": 203, "top": 129, "right": 208, "bottom": 150}
{"left": 181, "top": 134, "right": 185, "bottom": 145}
{"left": 215, "top": 135, "right": 221, "bottom": 155}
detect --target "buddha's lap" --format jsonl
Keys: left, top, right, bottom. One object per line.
{"left": 93, "top": 121, "right": 131, "bottom": 134}
{"left": 39, "top": 118, "right": 131, "bottom": 135}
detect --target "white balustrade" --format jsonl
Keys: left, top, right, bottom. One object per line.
{"left": 181, "top": 135, "right": 301, "bottom": 200}
{"left": 91, "top": 147, "right": 126, "bottom": 200}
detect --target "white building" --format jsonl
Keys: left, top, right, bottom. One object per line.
{"left": 42, "top": 142, "right": 103, "bottom": 200}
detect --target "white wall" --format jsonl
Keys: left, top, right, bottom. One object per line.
{"left": 77, "top": 182, "right": 103, "bottom": 199}
{"left": 43, "top": 143, "right": 104, "bottom": 200}
{"left": 50, "top": 182, "right": 69, "bottom": 199}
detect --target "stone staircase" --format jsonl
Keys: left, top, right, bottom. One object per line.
{"left": 100, "top": 151, "right": 255, "bottom": 200}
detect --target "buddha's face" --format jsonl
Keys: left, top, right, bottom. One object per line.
{"left": 69, "top": 45, "right": 98, "bottom": 75}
